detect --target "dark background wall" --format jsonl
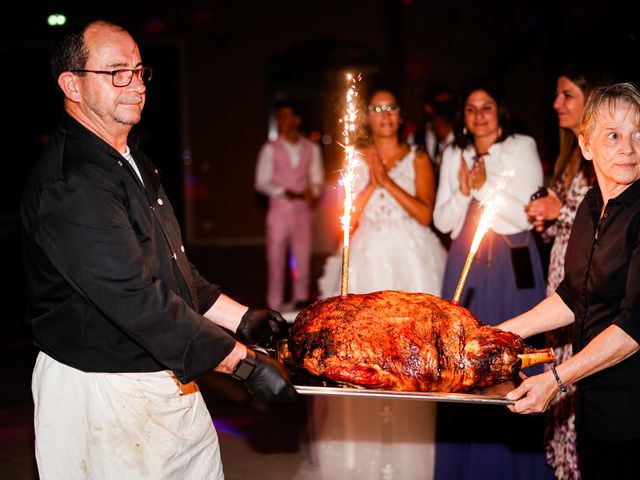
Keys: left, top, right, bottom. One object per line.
{"left": 1, "top": 0, "right": 638, "bottom": 250}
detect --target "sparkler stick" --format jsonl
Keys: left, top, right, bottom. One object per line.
{"left": 339, "top": 73, "right": 359, "bottom": 298}
{"left": 451, "top": 204, "right": 496, "bottom": 305}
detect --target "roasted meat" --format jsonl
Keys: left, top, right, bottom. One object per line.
{"left": 289, "top": 290, "right": 553, "bottom": 393}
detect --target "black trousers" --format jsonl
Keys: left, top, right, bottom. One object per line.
{"left": 578, "top": 434, "right": 640, "bottom": 479}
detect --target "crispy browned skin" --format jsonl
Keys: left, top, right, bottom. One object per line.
{"left": 289, "top": 290, "right": 548, "bottom": 393}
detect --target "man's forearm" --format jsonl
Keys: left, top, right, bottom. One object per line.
{"left": 204, "top": 293, "right": 248, "bottom": 333}
{"left": 213, "top": 341, "right": 248, "bottom": 374}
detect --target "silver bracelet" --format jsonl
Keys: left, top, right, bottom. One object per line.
{"left": 550, "top": 364, "right": 568, "bottom": 394}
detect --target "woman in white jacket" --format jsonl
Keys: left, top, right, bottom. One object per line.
{"left": 433, "top": 79, "right": 553, "bottom": 480}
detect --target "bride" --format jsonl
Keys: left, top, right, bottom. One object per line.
{"left": 305, "top": 88, "right": 446, "bottom": 480}
{"left": 319, "top": 88, "right": 446, "bottom": 297}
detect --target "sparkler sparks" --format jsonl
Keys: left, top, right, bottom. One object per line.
{"left": 339, "top": 73, "right": 361, "bottom": 298}
{"left": 451, "top": 170, "right": 513, "bottom": 305}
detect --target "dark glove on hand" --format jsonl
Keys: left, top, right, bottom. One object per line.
{"left": 236, "top": 307, "right": 289, "bottom": 347}
{"left": 244, "top": 351, "right": 298, "bottom": 403}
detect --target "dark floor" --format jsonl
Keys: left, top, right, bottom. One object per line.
{"left": 0, "top": 236, "right": 329, "bottom": 479}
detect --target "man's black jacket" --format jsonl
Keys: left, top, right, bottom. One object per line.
{"left": 21, "top": 113, "right": 235, "bottom": 383}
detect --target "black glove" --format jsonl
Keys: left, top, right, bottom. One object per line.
{"left": 236, "top": 307, "right": 289, "bottom": 347}
{"left": 239, "top": 351, "right": 298, "bottom": 403}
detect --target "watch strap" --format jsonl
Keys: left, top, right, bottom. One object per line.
{"left": 231, "top": 351, "right": 257, "bottom": 381}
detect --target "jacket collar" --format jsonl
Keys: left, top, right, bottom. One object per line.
{"left": 60, "top": 112, "right": 160, "bottom": 196}
{"left": 60, "top": 112, "right": 133, "bottom": 159}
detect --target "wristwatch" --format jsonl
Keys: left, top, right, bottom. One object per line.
{"left": 231, "top": 350, "right": 257, "bottom": 381}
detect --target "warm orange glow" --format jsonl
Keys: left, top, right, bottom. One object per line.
{"left": 339, "top": 73, "right": 360, "bottom": 298}
{"left": 451, "top": 173, "right": 512, "bottom": 305}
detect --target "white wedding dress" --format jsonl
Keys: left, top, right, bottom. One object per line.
{"left": 318, "top": 146, "right": 446, "bottom": 298}
{"left": 299, "top": 147, "right": 446, "bottom": 480}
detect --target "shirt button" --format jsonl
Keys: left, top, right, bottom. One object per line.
{"left": 157, "top": 198, "right": 164, "bottom": 205}
{"left": 603, "top": 213, "right": 608, "bottom": 218}
{"left": 172, "top": 253, "right": 177, "bottom": 260}
{"left": 180, "top": 245, "right": 185, "bottom": 253}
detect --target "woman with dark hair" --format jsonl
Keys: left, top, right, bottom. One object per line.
{"left": 435, "top": 79, "right": 546, "bottom": 330}
{"left": 433, "top": 80, "right": 553, "bottom": 479}
{"left": 524, "top": 61, "right": 612, "bottom": 479}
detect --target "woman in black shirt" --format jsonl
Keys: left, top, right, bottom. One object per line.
{"left": 499, "top": 82, "right": 640, "bottom": 480}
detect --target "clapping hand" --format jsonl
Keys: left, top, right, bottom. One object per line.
{"left": 469, "top": 156, "right": 487, "bottom": 190}
{"left": 459, "top": 155, "right": 487, "bottom": 196}
{"left": 368, "top": 150, "right": 391, "bottom": 188}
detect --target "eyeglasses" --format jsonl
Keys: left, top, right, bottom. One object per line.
{"left": 368, "top": 104, "right": 400, "bottom": 115}
{"left": 70, "top": 67, "right": 153, "bottom": 87}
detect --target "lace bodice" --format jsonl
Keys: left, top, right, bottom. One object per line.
{"left": 355, "top": 147, "right": 417, "bottom": 228}
{"left": 319, "top": 144, "right": 445, "bottom": 298}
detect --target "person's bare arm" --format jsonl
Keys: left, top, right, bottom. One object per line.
{"left": 200, "top": 294, "right": 249, "bottom": 373}
{"left": 351, "top": 182, "right": 377, "bottom": 227}
{"left": 507, "top": 325, "right": 639, "bottom": 414}
{"left": 498, "top": 292, "right": 574, "bottom": 339}
{"left": 555, "top": 325, "right": 639, "bottom": 387}
{"left": 212, "top": 341, "right": 248, "bottom": 373}
{"left": 203, "top": 293, "right": 248, "bottom": 332}
{"left": 375, "top": 149, "right": 436, "bottom": 226}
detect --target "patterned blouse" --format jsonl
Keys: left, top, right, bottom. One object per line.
{"left": 545, "top": 170, "right": 592, "bottom": 297}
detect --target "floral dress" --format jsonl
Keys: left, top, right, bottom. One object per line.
{"left": 543, "top": 170, "right": 591, "bottom": 480}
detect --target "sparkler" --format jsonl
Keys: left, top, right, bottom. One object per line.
{"left": 451, "top": 171, "right": 512, "bottom": 305}
{"left": 339, "top": 73, "right": 360, "bottom": 298}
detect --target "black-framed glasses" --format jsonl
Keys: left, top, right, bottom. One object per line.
{"left": 70, "top": 67, "right": 153, "bottom": 87}
{"left": 368, "top": 104, "right": 400, "bottom": 115}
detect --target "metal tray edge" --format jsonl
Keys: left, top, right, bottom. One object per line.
{"left": 294, "top": 385, "right": 514, "bottom": 405}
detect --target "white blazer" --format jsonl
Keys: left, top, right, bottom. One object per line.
{"left": 433, "top": 134, "right": 543, "bottom": 239}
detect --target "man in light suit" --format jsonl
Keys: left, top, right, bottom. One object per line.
{"left": 255, "top": 101, "right": 324, "bottom": 311}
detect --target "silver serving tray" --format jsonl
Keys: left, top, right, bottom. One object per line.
{"left": 294, "top": 384, "right": 514, "bottom": 405}
{"left": 263, "top": 340, "right": 515, "bottom": 405}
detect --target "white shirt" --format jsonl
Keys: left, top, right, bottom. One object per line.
{"left": 423, "top": 128, "right": 454, "bottom": 167}
{"left": 434, "top": 131, "right": 455, "bottom": 167}
{"left": 433, "top": 134, "right": 543, "bottom": 239}
{"left": 424, "top": 127, "right": 438, "bottom": 159}
{"left": 121, "top": 146, "right": 144, "bottom": 185}
{"left": 254, "top": 136, "right": 324, "bottom": 197}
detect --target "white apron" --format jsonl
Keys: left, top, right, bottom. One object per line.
{"left": 32, "top": 352, "right": 223, "bottom": 479}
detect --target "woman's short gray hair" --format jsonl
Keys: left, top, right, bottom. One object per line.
{"left": 580, "top": 83, "right": 640, "bottom": 141}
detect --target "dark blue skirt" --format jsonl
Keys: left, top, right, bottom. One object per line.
{"left": 436, "top": 202, "right": 553, "bottom": 480}
{"left": 441, "top": 204, "right": 545, "bottom": 326}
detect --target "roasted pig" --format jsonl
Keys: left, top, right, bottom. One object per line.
{"left": 289, "top": 290, "right": 553, "bottom": 393}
